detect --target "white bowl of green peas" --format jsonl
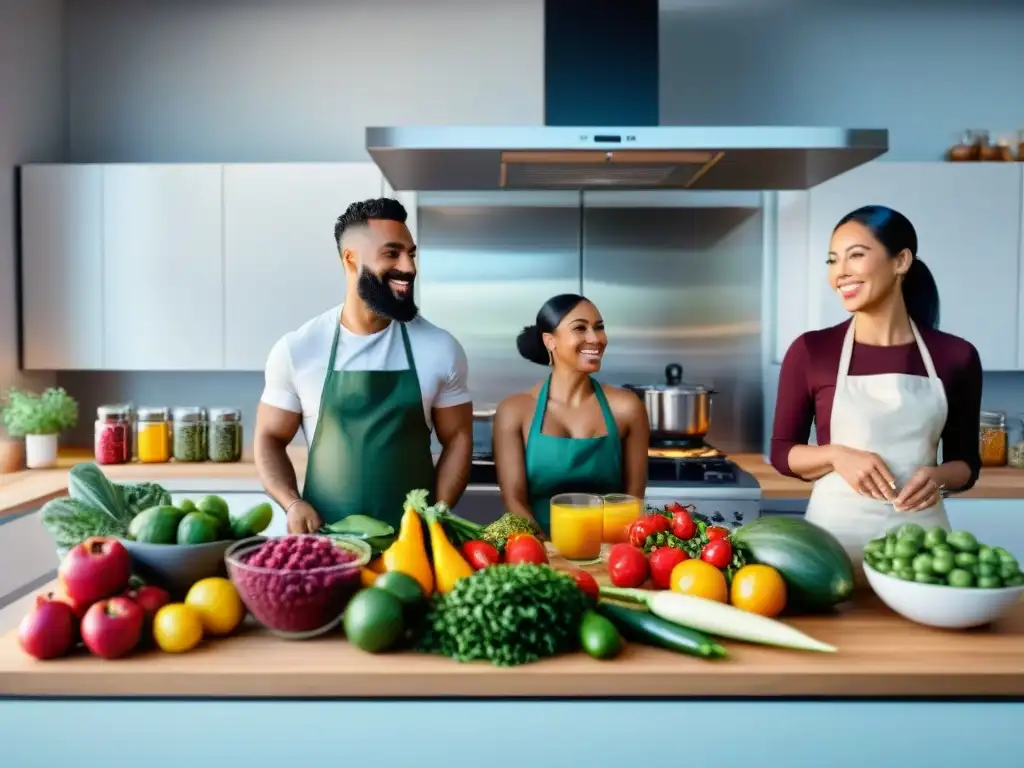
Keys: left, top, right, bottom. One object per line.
{"left": 862, "top": 522, "right": 1024, "bottom": 629}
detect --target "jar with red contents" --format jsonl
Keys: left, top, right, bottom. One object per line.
{"left": 94, "top": 405, "right": 131, "bottom": 465}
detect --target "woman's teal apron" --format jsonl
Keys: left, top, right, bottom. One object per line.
{"left": 301, "top": 318, "right": 435, "bottom": 530}
{"left": 524, "top": 376, "right": 624, "bottom": 534}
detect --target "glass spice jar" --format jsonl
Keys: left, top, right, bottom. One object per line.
{"left": 136, "top": 407, "right": 171, "bottom": 463}
{"left": 94, "top": 405, "right": 131, "bottom": 465}
{"left": 1008, "top": 415, "right": 1024, "bottom": 469}
{"left": 979, "top": 410, "right": 1008, "bottom": 467}
{"left": 208, "top": 408, "right": 243, "bottom": 463}
{"left": 172, "top": 406, "right": 207, "bottom": 463}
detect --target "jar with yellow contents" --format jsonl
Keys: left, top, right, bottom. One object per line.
{"left": 136, "top": 406, "right": 171, "bottom": 463}
{"left": 979, "top": 410, "right": 1008, "bottom": 468}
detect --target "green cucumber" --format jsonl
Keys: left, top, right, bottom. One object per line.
{"left": 731, "top": 516, "right": 855, "bottom": 610}
{"left": 597, "top": 602, "right": 726, "bottom": 659}
{"left": 578, "top": 610, "right": 624, "bottom": 660}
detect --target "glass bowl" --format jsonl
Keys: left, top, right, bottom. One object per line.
{"left": 225, "top": 534, "right": 370, "bottom": 640}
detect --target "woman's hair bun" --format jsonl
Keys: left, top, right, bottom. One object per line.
{"left": 516, "top": 324, "right": 549, "bottom": 366}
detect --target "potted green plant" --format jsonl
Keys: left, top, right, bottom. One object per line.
{"left": 1, "top": 387, "right": 79, "bottom": 469}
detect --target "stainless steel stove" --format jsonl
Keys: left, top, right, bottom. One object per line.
{"left": 643, "top": 439, "right": 762, "bottom": 530}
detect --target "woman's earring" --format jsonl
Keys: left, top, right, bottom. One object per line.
{"left": 548, "top": 348, "right": 554, "bottom": 366}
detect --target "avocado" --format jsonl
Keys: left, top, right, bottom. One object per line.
{"left": 197, "top": 495, "right": 231, "bottom": 537}
{"left": 129, "top": 505, "right": 186, "bottom": 545}
{"left": 177, "top": 511, "right": 223, "bottom": 545}
{"left": 230, "top": 502, "right": 274, "bottom": 539}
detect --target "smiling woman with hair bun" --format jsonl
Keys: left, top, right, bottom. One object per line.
{"left": 493, "top": 294, "right": 649, "bottom": 535}
{"left": 771, "top": 205, "right": 982, "bottom": 581}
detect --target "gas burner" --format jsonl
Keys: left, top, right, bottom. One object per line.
{"left": 647, "top": 438, "right": 724, "bottom": 460}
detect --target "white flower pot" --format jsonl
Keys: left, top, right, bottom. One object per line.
{"left": 25, "top": 433, "right": 58, "bottom": 469}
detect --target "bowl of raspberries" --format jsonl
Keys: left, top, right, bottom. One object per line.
{"left": 225, "top": 534, "right": 371, "bottom": 639}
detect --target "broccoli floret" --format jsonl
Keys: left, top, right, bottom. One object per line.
{"left": 479, "top": 513, "right": 543, "bottom": 551}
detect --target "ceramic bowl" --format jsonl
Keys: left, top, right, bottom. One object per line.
{"left": 119, "top": 537, "right": 259, "bottom": 598}
{"left": 864, "top": 561, "right": 1024, "bottom": 629}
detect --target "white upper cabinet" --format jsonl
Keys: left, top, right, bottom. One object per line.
{"left": 20, "top": 165, "right": 105, "bottom": 370}
{"left": 775, "top": 162, "right": 1022, "bottom": 371}
{"left": 101, "top": 165, "right": 225, "bottom": 370}
{"left": 222, "top": 163, "right": 383, "bottom": 370}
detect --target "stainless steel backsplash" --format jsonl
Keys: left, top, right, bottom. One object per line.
{"left": 417, "top": 191, "right": 765, "bottom": 455}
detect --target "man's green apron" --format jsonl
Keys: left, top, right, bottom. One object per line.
{"left": 301, "top": 317, "right": 435, "bottom": 530}
{"left": 524, "top": 375, "right": 624, "bottom": 535}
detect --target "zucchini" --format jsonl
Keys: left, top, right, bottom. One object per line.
{"left": 731, "top": 516, "right": 855, "bottom": 610}
{"left": 597, "top": 602, "right": 726, "bottom": 659}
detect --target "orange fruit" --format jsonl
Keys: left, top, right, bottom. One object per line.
{"left": 669, "top": 559, "right": 728, "bottom": 603}
{"left": 153, "top": 604, "right": 204, "bottom": 653}
{"left": 730, "top": 564, "right": 787, "bottom": 617}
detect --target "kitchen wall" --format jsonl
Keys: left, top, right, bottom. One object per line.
{"left": 0, "top": 0, "right": 65, "bottom": 425}
{"left": 22, "top": 0, "right": 1024, "bottom": 448}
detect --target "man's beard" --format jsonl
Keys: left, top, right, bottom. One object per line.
{"left": 357, "top": 268, "right": 419, "bottom": 323}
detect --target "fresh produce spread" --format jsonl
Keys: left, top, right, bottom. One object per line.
{"left": 17, "top": 467, "right": 1024, "bottom": 669}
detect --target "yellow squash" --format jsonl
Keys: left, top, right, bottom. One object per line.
{"left": 423, "top": 505, "right": 474, "bottom": 594}
{"left": 381, "top": 490, "right": 434, "bottom": 594}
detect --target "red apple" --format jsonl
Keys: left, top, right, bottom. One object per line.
{"left": 59, "top": 537, "right": 132, "bottom": 604}
{"left": 122, "top": 585, "right": 171, "bottom": 641}
{"left": 80, "top": 597, "right": 144, "bottom": 659}
{"left": 37, "top": 589, "right": 91, "bottom": 621}
{"left": 19, "top": 599, "right": 77, "bottom": 660}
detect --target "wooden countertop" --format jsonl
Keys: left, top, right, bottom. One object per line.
{"left": 2, "top": 564, "right": 1024, "bottom": 699}
{"left": 3, "top": 449, "right": 1024, "bottom": 517}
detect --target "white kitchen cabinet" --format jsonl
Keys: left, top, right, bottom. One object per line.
{"left": 20, "top": 165, "right": 105, "bottom": 370}
{"left": 222, "top": 163, "right": 384, "bottom": 370}
{"left": 806, "top": 163, "right": 1022, "bottom": 371}
{"left": 101, "top": 165, "right": 225, "bottom": 370}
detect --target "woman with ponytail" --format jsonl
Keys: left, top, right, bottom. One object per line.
{"left": 771, "top": 205, "right": 982, "bottom": 578}
{"left": 493, "top": 294, "right": 649, "bottom": 533}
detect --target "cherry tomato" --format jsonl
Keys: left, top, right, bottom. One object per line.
{"left": 504, "top": 534, "right": 548, "bottom": 565}
{"left": 567, "top": 569, "right": 600, "bottom": 603}
{"left": 645, "top": 514, "right": 671, "bottom": 534}
{"left": 648, "top": 546, "right": 689, "bottom": 589}
{"left": 607, "top": 543, "right": 649, "bottom": 588}
{"left": 706, "top": 526, "right": 730, "bottom": 541}
{"left": 460, "top": 540, "right": 501, "bottom": 570}
{"left": 670, "top": 508, "right": 696, "bottom": 540}
{"left": 700, "top": 538, "right": 733, "bottom": 569}
{"left": 627, "top": 518, "right": 661, "bottom": 547}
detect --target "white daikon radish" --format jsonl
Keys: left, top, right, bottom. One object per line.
{"left": 599, "top": 586, "right": 837, "bottom": 653}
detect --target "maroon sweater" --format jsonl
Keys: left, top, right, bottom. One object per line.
{"left": 771, "top": 319, "right": 983, "bottom": 490}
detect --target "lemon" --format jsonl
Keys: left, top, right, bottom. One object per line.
{"left": 185, "top": 577, "right": 246, "bottom": 636}
{"left": 153, "top": 604, "right": 204, "bottom": 653}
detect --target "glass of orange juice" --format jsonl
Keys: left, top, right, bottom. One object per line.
{"left": 549, "top": 493, "right": 604, "bottom": 563}
{"left": 602, "top": 493, "right": 642, "bottom": 544}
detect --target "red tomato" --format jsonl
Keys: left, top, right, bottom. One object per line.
{"left": 705, "top": 526, "right": 730, "bottom": 541}
{"left": 607, "top": 543, "right": 649, "bottom": 588}
{"left": 504, "top": 534, "right": 548, "bottom": 565}
{"left": 670, "top": 508, "right": 696, "bottom": 540}
{"left": 700, "top": 539, "right": 733, "bottom": 569}
{"left": 627, "top": 518, "right": 660, "bottom": 547}
{"left": 460, "top": 540, "right": 501, "bottom": 570}
{"left": 645, "top": 514, "right": 671, "bottom": 534}
{"left": 567, "top": 569, "right": 600, "bottom": 603}
{"left": 648, "top": 546, "right": 689, "bottom": 589}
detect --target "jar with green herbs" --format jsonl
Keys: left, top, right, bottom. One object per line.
{"left": 1008, "top": 415, "right": 1024, "bottom": 469}
{"left": 172, "top": 407, "right": 207, "bottom": 462}
{"left": 208, "top": 408, "right": 243, "bottom": 463}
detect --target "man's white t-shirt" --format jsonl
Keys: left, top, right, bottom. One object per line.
{"left": 260, "top": 304, "right": 471, "bottom": 445}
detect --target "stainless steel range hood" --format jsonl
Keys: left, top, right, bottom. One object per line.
{"left": 366, "top": 126, "right": 888, "bottom": 191}
{"left": 366, "top": 0, "right": 888, "bottom": 192}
